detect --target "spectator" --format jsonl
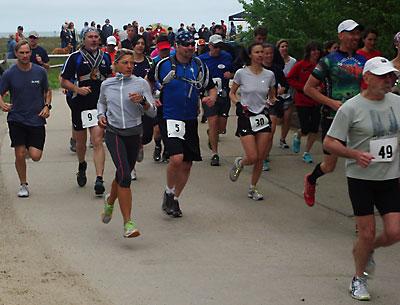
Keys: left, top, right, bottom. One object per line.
{"left": 80, "top": 21, "right": 89, "bottom": 40}
{"left": 28, "top": 31, "right": 50, "bottom": 70}
{"left": 229, "top": 21, "right": 237, "bottom": 40}
{"left": 7, "top": 34, "right": 17, "bottom": 59}
{"left": 15, "top": 26, "right": 25, "bottom": 42}
{"left": 101, "top": 19, "right": 114, "bottom": 45}
{"left": 68, "top": 22, "right": 79, "bottom": 51}
{"left": 60, "top": 23, "right": 72, "bottom": 48}
{"left": 167, "top": 27, "right": 175, "bottom": 45}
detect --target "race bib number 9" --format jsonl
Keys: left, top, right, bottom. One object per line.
{"left": 81, "top": 109, "right": 98, "bottom": 129}
{"left": 370, "top": 137, "right": 398, "bottom": 162}
{"left": 167, "top": 119, "right": 185, "bottom": 139}
{"left": 249, "top": 114, "right": 269, "bottom": 132}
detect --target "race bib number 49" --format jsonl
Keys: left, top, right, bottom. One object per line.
{"left": 167, "top": 119, "right": 185, "bottom": 139}
{"left": 370, "top": 137, "right": 398, "bottom": 162}
{"left": 81, "top": 109, "right": 98, "bottom": 129}
{"left": 249, "top": 114, "right": 269, "bottom": 132}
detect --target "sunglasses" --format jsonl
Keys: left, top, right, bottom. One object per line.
{"left": 179, "top": 41, "right": 196, "bottom": 47}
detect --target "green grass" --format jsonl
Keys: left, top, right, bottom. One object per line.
{"left": 1, "top": 37, "right": 65, "bottom": 89}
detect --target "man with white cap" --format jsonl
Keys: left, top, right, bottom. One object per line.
{"left": 323, "top": 57, "right": 400, "bottom": 301}
{"left": 198, "top": 34, "right": 233, "bottom": 166}
{"left": 303, "top": 19, "right": 366, "bottom": 206}
{"left": 102, "top": 36, "right": 117, "bottom": 63}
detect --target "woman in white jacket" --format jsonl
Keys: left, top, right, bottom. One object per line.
{"left": 97, "top": 48, "right": 156, "bottom": 238}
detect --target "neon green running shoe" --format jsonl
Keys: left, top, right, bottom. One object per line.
{"left": 101, "top": 194, "right": 114, "bottom": 224}
{"left": 123, "top": 220, "right": 141, "bottom": 238}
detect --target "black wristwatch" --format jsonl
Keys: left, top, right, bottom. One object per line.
{"left": 140, "top": 96, "right": 147, "bottom": 106}
{"left": 44, "top": 104, "right": 52, "bottom": 110}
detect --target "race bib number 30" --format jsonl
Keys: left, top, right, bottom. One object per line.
{"left": 167, "top": 120, "right": 185, "bottom": 139}
{"left": 370, "top": 137, "right": 398, "bottom": 162}
{"left": 81, "top": 109, "right": 98, "bottom": 129}
{"left": 249, "top": 114, "right": 269, "bottom": 132}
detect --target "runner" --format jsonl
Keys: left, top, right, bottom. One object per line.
{"left": 276, "top": 39, "right": 297, "bottom": 149}
{"left": 0, "top": 40, "right": 51, "bottom": 197}
{"left": 98, "top": 48, "right": 156, "bottom": 238}
{"left": 60, "top": 28, "right": 112, "bottom": 197}
{"left": 156, "top": 31, "right": 217, "bottom": 217}
{"left": 287, "top": 41, "right": 322, "bottom": 163}
{"left": 303, "top": 19, "right": 366, "bottom": 206}
{"left": 146, "top": 35, "right": 174, "bottom": 163}
{"left": 261, "top": 43, "right": 289, "bottom": 171}
{"left": 198, "top": 34, "right": 234, "bottom": 166}
{"left": 229, "top": 42, "right": 277, "bottom": 200}
{"left": 323, "top": 57, "right": 400, "bottom": 301}
{"left": 130, "top": 35, "right": 153, "bottom": 180}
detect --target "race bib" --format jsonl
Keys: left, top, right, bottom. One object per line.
{"left": 370, "top": 137, "right": 398, "bottom": 162}
{"left": 81, "top": 109, "right": 98, "bottom": 129}
{"left": 213, "top": 78, "right": 222, "bottom": 92}
{"left": 249, "top": 114, "right": 269, "bottom": 132}
{"left": 167, "top": 120, "right": 185, "bottom": 139}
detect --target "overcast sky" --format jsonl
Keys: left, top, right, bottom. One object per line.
{"left": 1, "top": 0, "right": 244, "bottom": 33}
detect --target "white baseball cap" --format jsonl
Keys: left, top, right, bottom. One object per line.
{"left": 363, "top": 57, "right": 399, "bottom": 75}
{"left": 337, "top": 19, "right": 361, "bottom": 33}
{"left": 209, "top": 34, "right": 223, "bottom": 45}
{"left": 106, "top": 36, "right": 117, "bottom": 46}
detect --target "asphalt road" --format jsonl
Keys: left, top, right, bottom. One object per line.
{"left": 1, "top": 89, "right": 399, "bottom": 305}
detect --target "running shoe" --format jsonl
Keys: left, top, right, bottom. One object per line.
{"left": 131, "top": 168, "right": 137, "bottom": 181}
{"left": 123, "top": 220, "right": 141, "bottom": 238}
{"left": 229, "top": 157, "right": 243, "bottom": 182}
{"left": 76, "top": 161, "right": 87, "bottom": 187}
{"left": 137, "top": 146, "right": 144, "bottom": 162}
{"left": 303, "top": 173, "right": 316, "bottom": 207}
{"left": 349, "top": 276, "right": 370, "bottom": 301}
{"left": 262, "top": 159, "right": 270, "bottom": 171}
{"left": 69, "top": 137, "right": 76, "bottom": 152}
{"left": 201, "top": 115, "right": 207, "bottom": 123}
{"left": 364, "top": 252, "right": 376, "bottom": 277}
{"left": 101, "top": 194, "right": 114, "bottom": 224}
{"left": 162, "top": 191, "right": 174, "bottom": 215}
{"left": 248, "top": 187, "right": 264, "bottom": 201}
{"left": 153, "top": 145, "right": 162, "bottom": 162}
{"left": 211, "top": 154, "right": 220, "bottom": 166}
{"left": 170, "top": 198, "right": 182, "bottom": 218}
{"left": 302, "top": 152, "right": 313, "bottom": 163}
{"left": 279, "top": 138, "right": 289, "bottom": 149}
{"left": 161, "top": 151, "right": 169, "bottom": 163}
{"left": 17, "top": 183, "right": 29, "bottom": 198}
{"left": 292, "top": 133, "right": 301, "bottom": 153}
{"left": 94, "top": 177, "right": 105, "bottom": 197}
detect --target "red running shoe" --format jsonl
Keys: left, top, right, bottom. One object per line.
{"left": 303, "top": 173, "right": 316, "bottom": 207}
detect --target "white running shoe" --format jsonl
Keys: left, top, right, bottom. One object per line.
{"left": 17, "top": 183, "right": 29, "bottom": 198}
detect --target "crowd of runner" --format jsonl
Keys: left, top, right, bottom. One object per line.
{"left": 2, "top": 18, "right": 400, "bottom": 301}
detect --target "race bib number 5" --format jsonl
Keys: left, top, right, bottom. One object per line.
{"left": 249, "top": 114, "right": 270, "bottom": 132}
{"left": 370, "top": 137, "right": 398, "bottom": 162}
{"left": 81, "top": 109, "right": 98, "bottom": 129}
{"left": 167, "top": 120, "right": 185, "bottom": 139}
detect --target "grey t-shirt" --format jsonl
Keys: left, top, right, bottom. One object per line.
{"left": 233, "top": 66, "right": 275, "bottom": 114}
{"left": 327, "top": 92, "right": 400, "bottom": 180}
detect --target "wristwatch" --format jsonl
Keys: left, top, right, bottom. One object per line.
{"left": 140, "top": 96, "right": 147, "bottom": 106}
{"left": 44, "top": 104, "right": 52, "bottom": 110}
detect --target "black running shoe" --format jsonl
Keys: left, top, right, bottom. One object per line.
{"left": 170, "top": 198, "right": 182, "bottom": 218}
{"left": 76, "top": 161, "right": 87, "bottom": 187}
{"left": 210, "top": 154, "right": 220, "bottom": 166}
{"left": 161, "top": 151, "right": 169, "bottom": 163}
{"left": 201, "top": 115, "right": 207, "bottom": 123}
{"left": 153, "top": 146, "right": 162, "bottom": 162}
{"left": 162, "top": 191, "right": 173, "bottom": 215}
{"left": 94, "top": 177, "right": 105, "bottom": 197}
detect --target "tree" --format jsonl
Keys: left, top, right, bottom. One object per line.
{"left": 239, "top": 0, "right": 400, "bottom": 59}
